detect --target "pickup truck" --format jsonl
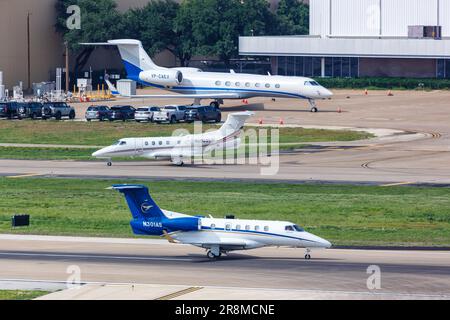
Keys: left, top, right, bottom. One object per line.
{"left": 42, "top": 102, "right": 76, "bottom": 120}
{"left": 153, "top": 105, "right": 187, "bottom": 124}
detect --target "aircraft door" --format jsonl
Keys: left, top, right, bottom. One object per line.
{"left": 135, "top": 138, "right": 144, "bottom": 156}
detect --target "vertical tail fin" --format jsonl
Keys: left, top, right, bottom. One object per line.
{"left": 218, "top": 112, "right": 254, "bottom": 138}
{"left": 107, "top": 39, "right": 164, "bottom": 81}
{"left": 105, "top": 78, "right": 120, "bottom": 96}
{"left": 111, "top": 185, "right": 165, "bottom": 219}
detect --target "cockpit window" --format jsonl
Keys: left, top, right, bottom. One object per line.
{"left": 119, "top": 141, "right": 127, "bottom": 146}
{"left": 285, "top": 225, "right": 295, "bottom": 231}
{"left": 293, "top": 225, "right": 305, "bottom": 232}
{"left": 305, "top": 81, "right": 320, "bottom": 86}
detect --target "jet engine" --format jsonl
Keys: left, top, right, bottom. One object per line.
{"left": 139, "top": 69, "right": 183, "bottom": 86}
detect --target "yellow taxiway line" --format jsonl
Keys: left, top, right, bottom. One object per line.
{"left": 7, "top": 173, "right": 43, "bottom": 179}
{"left": 380, "top": 181, "right": 415, "bottom": 187}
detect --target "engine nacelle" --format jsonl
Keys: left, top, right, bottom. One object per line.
{"left": 139, "top": 69, "right": 183, "bottom": 86}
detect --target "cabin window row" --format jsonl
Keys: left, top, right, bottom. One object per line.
{"left": 215, "top": 81, "right": 281, "bottom": 89}
{"left": 144, "top": 140, "right": 182, "bottom": 146}
{"left": 210, "top": 224, "right": 269, "bottom": 232}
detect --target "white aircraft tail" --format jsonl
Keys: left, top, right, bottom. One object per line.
{"left": 218, "top": 112, "right": 254, "bottom": 139}
{"left": 106, "top": 40, "right": 166, "bottom": 82}
{"left": 105, "top": 78, "right": 120, "bottom": 96}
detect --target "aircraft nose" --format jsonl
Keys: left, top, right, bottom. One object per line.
{"left": 323, "top": 88, "right": 333, "bottom": 98}
{"left": 92, "top": 149, "right": 105, "bottom": 158}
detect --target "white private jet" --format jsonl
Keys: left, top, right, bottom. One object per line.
{"left": 92, "top": 111, "right": 253, "bottom": 166}
{"left": 111, "top": 184, "right": 332, "bottom": 260}
{"left": 83, "top": 39, "right": 333, "bottom": 112}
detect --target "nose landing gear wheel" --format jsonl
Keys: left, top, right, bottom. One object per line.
{"left": 310, "top": 107, "right": 318, "bottom": 113}
{"left": 107, "top": 162, "right": 112, "bottom": 167}
{"left": 305, "top": 254, "right": 311, "bottom": 260}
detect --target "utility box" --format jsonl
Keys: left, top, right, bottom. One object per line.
{"left": 408, "top": 26, "right": 442, "bottom": 39}
{"left": 77, "top": 78, "right": 93, "bottom": 92}
{"left": 117, "top": 79, "right": 136, "bottom": 96}
{"left": 33, "top": 82, "right": 56, "bottom": 96}
{"left": 12, "top": 215, "right": 30, "bottom": 228}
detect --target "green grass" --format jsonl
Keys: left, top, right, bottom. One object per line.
{"left": 0, "top": 290, "right": 49, "bottom": 300}
{"left": 0, "top": 121, "right": 372, "bottom": 146}
{"left": 1, "top": 177, "right": 449, "bottom": 247}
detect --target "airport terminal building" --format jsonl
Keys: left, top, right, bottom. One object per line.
{"left": 239, "top": 0, "right": 450, "bottom": 79}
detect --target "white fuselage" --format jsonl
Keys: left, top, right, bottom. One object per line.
{"left": 139, "top": 69, "right": 333, "bottom": 101}
{"left": 163, "top": 213, "right": 332, "bottom": 250}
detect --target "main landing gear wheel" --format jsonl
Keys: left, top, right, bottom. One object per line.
{"left": 107, "top": 162, "right": 112, "bottom": 167}
{"left": 304, "top": 248, "right": 312, "bottom": 260}
{"left": 207, "top": 250, "right": 220, "bottom": 260}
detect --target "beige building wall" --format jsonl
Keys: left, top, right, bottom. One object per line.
{"left": 0, "top": 0, "right": 64, "bottom": 89}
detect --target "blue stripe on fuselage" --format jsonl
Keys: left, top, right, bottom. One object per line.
{"left": 121, "top": 60, "right": 309, "bottom": 100}
{"left": 200, "top": 226, "right": 318, "bottom": 243}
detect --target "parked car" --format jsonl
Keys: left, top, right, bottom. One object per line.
{"left": 109, "top": 105, "right": 136, "bottom": 121}
{"left": 41, "top": 102, "right": 76, "bottom": 120}
{"left": 185, "top": 105, "right": 222, "bottom": 123}
{"left": 153, "top": 105, "right": 187, "bottom": 124}
{"left": 135, "top": 106, "right": 161, "bottom": 123}
{"left": 85, "top": 105, "right": 112, "bottom": 122}
{"left": 0, "top": 102, "right": 25, "bottom": 119}
{"left": 17, "top": 102, "right": 43, "bottom": 120}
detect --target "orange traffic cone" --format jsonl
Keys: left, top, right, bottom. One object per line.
{"left": 388, "top": 90, "right": 394, "bottom": 96}
{"left": 259, "top": 118, "right": 263, "bottom": 125}
{"left": 337, "top": 107, "right": 342, "bottom": 113}
{"left": 364, "top": 89, "right": 368, "bottom": 95}
{"left": 279, "top": 118, "right": 284, "bottom": 125}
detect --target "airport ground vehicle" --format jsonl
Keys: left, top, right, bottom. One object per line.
{"left": 153, "top": 105, "right": 187, "bottom": 124}
{"left": 0, "top": 102, "right": 25, "bottom": 119}
{"left": 42, "top": 102, "right": 76, "bottom": 120}
{"left": 109, "top": 105, "right": 136, "bottom": 122}
{"left": 185, "top": 105, "right": 222, "bottom": 123}
{"left": 135, "top": 106, "right": 160, "bottom": 122}
{"left": 85, "top": 106, "right": 112, "bottom": 121}
{"left": 17, "top": 102, "right": 44, "bottom": 120}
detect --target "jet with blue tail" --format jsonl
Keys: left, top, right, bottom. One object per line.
{"left": 111, "top": 184, "right": 332, "bottom": 260}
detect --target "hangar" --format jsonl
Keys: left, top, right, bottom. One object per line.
{"left": 240, "top": 0, "right": 450, "bottom": 79}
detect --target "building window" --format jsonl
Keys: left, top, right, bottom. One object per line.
{"left": 287, "top": 57, "right": 295, "bottom": 76}
{"left": 350, "top": 58, "right": 359, "bottom": 78}
{"left": 295, "top": 57, "right": 304, "bottom": 76}
{"left": 313, "top": 57, "right": 322, "bottom": 77}
{"left": 325, "top": 58, "right": 333, "bottom": 77}
{"left": 333, "top": 57, "right": 342, "bottom": 78}
{"left": 278, "top": 56, "right": 287, "bottom": 75}
{"left": 304, "top": 57, "right": 313, "bottom": 77}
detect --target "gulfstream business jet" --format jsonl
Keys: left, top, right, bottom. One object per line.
{"left": 83, "top": 39, "right": 333, "bottom": 112}
{"left": 111, "top": 184, "right": 332, "bottom": 260}
{"left": 92, "top": 111, "right": 253, "bottom": 166}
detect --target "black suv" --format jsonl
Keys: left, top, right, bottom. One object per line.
{"left": 185, "top": 106, "right": 222, "bottom": 123}
{"left": 85, "top": 106, "right": 112, "bottom": 121}
{"left": 17, "top": 102, "right": 44, "bottom": 120}
{"left": 109, "top": 105, "right": 136, "bottom": 121}
{"left": 0, "top": 102, "right": 26, "bottom": 119}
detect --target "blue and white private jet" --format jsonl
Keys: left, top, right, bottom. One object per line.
{"left": 111, "top": 184, "right": 332, "bottom": 260}
{"left": 83, "top": 39, "right": 333, "bottom": 112}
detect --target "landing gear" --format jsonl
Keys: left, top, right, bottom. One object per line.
{"left": 107, "top": 161, "right": 112, "bottom": 167}
{"left": 207, "top": 246, "right": 222, "bottom": 260}
{"left": 304, "top": 248, "right": 312, "bottom": 260}
{"left": 171, "top": 157, "right": 184, "bottom": 166}
{"left": 210, "top": 101, "right": 220, "bottom": 109}
{"left": 308, "top": 99, "right": 318, "bottom": 113}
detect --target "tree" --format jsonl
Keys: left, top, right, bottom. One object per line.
{"left": 122, "top": 0, "right": 180, "bottom": 59}
{"left": 55, "top": 0, "right": 124, "bottom": 73}
{"left": 276, "top": 0, "right": 309, "bottom": 35}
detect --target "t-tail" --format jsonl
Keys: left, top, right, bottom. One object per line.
{"left": 108, "top": 39, "right": 164, "bottom": 81}
{"left": 218, "top": 111, "right": 254, "bottom": 139}
{"left": 111, "top": 184, "right": 200, "bottom": 237}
